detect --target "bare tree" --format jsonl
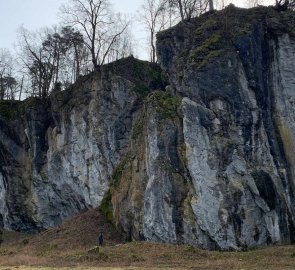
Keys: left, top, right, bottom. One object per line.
{"left": 107, "top": 19, "right": 135, "bottom": 62}
{"left": 209, "top": 0, "right": 214, "bottom": 10}
{"left": 275, "top": 0, "right": 295, "bottom": 10}
{"left": 42, "top": 30, "right": 68, "bottom": 88}
{"left": 0, "top": 49, "right": 17, "bottom": 100}
{"left": 244, "top": 0, "right": 264, "bottom": 8}
{"left": 17, "top": 25, "right": 90, "bottom": 98}
{"left": 61, "top": 26, "right": 86, "bottom": 81}
{"left": 18, "top": 27, "right": 54, "bottom": 98}
{"left": 140, "top": 0, "right": 215, "bottom": 62}
{"left": 141, "top": 0, "right": 169, "bottom": 63}
{"left": 168, "top": 0, "right": 213, "bottom": 21}
{"left": 61, "top": 0, "right": 129, "bottom": 69}
{"left": 214, "top": 0, "right": 229, "bottom": 10}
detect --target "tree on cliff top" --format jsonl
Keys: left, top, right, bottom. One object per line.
{"left": 18, "top": 26, "right": 88, "bottom": 98}
{"left": 0, "top": 49, "right": 17, "bottom": 100}
{"left": 140, "top": 0, "right": 215, "bottom": 63}
{"left": 141, "top": 0, "right": 169, "bottom": 63}
{"left": 275, "top": 0, "right": 295, "bottom": 10}
{"left": 168, "top": 0, "right": 214, "bottom": 21}
{"left": 61, "top": 0, "right": 130, "bottom": 69}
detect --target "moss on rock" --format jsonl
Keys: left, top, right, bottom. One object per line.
{"left": 132, "top": 110, "right": 146, "bottom": 140}
{"left": 146, "top": 91, "right": 182, "bottom": 120}
{"left": 99, "top": 190, "right": 114, "bottom": 224}
{"left": 131, "top": 84, "right": 150, "bottom": 98}
{"left": 0, "top": 100, "right": 21, "bottom": 120}
{"left": 112, "top": 154, "right": 133, "bottom": 188}
{"left": 190, "top": 32, "right": 225, "bottom": 69}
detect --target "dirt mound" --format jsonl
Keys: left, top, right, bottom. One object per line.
{"left": 21, "top": 208, "right": 124, "bottom": 253}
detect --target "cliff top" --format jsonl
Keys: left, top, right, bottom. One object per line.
{"left": 0, "top": 56, "right": 166, "bottom": 122}
{"left": 157, "top": 5, "right": 295, "bottom": 70}
{"left": 159, "top": 5, "right": 295, "bottom": 39}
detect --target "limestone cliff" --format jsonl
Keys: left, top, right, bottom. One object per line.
{"left": 0, "top": 58, "right": 164, "bottom": 231}
{"left": 113, "top": 6, "right": 295, "bottom": 249}
{"left": 1, "top": 6, "right": 295, "bottom": 250}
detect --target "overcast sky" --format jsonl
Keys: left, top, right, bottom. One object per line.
{"left": 0, "top": 0, "right": 273, "bottom": 60}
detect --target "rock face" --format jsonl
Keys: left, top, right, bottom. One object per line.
{"left": 154, "top": 6, "right": 295, "bottom": 249}
{"left": 113, "top": 6, "right": 295, "bottom": 250}
{"left": 0, "top": 6, "right": 295, "bottom": 250}
{"left": 0, "top": 58, "right": 163, "bottom": 231}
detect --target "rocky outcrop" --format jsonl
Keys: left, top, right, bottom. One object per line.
{"left": 0, "top": 6, "right": 295, "bottom": 250}
{"left": 0, "top": 58, "right": 164, "bottom": 231}
{"left": 113, "top": 6, "right": 295, "bottom": 249}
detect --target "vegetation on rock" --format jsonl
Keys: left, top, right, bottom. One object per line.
{"left": 111, "top": 154, "right": 133, "bottom": 188}
{"left": 99, "top": 191, "right": 114, "bottom": 224}
{"left": 0, "top": 101, "right": 20, "bottom": 120}
{"left": 146, "top": 91, "right": 182, "bottom": 119}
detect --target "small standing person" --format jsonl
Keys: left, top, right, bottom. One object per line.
{"left": 0, "top": 229, "right": 3, "bottom": 246}
{"left": 98, "top": 231, "right": 104, "bottom": 246}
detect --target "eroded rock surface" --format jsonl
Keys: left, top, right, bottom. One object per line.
{"left": 1, "top": 6, "right": 295, "bottom": 250}
{"left": 0, "top": 58, "right": 163, "bottom": 231}
{"left": 113, "top": 6, "right": 295, "bottom": 249}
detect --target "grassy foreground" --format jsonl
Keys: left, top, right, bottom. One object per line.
{"left": 0, "top": 209, "right": 294, "bottom": 269}
{"left": 0, "top": 242, "right": 295, "bottom": 270}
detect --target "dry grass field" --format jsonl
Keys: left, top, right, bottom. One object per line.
{"left": 0, "top": 208, "right": 294, "bottom": 270}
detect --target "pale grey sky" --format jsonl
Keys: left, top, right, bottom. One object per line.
{"left": 0, "top": 0, "right": 65, "bottom": 48}
{"left": 0, "top": 0, "right": 145, "bottom": 58}
{"left": 0, "top": 0, "right": 273, "bottom": 60}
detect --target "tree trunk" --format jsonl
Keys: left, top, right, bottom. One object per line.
{"left": 19, "top": 76, "right": 24, "bottom": 101}
{"left": 38, "top": 66, "right": 42, "bottom": 98}
{"left": 92, "top": 48, "right": 98, "bottom": 68}
{"left": 178, "top": 0, "right": 185, "bottom": 21}
{"left": 74, "top": 46, "right": 80, "bottom": 81}
{"left": 151, "top": 29, "right": 156, "bottom": 63}
{"left": 209, "top": 0, "right": 214, "bottom": 11}
{"left": 55, "top": 54, "right": 60, "bottom": 86}
{"left": 0, "top": 76, "right": 4, "bottom": 100}
{"left": 91, "top": 22, "right": 98, "bottom": 69}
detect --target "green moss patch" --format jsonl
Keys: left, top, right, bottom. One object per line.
{"left": 190, "top": 32, "right": 225, "bottom": 69}
{"left": 103, "top": 56, "right": 166, "bottom": 94}
{"left": 0, "top": 100, "right": 20, "bottom": 120}
{"left": 99, "top": 190, "right": 113, "bottom": 224}
{"left": 194, "top": 18, "right": 219, "bottom": 36}
{"left": 132, "top": 112, "right": 146, "bottom": 140}
{"left": 146, "top": 91, "right": 182, "bottom": 120}
{"left": 131, "top": 84, "right": 150, "bottom": 98}
{"left": 112, "top": 154, "right": 133, "bottom": 188}
{"left": 0, "top": 97, "right": 50, "bottom": 121}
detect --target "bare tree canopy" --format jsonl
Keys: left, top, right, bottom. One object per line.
{"left": 141, "top": 0, "right": 169, "bottom": 63}
{"left": 2, "top": 0, "right": 295, "bottom": 101}
{"left": 168, "top": 0, "right": 214, "bottom": 21}
{"left": 17, "top": 26, "right": 89, "bottom": 98}
{"left": 140, "top": 0, "right": 215, "bottom": 63}
{"left": 0, "top": 49, "right": 17, "bottom": 100}
{"left": 61, "top": 0, "right": 130, "bottom": 69}
{"left": 275, "top": 0, "right": 295, "bottom": 10}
